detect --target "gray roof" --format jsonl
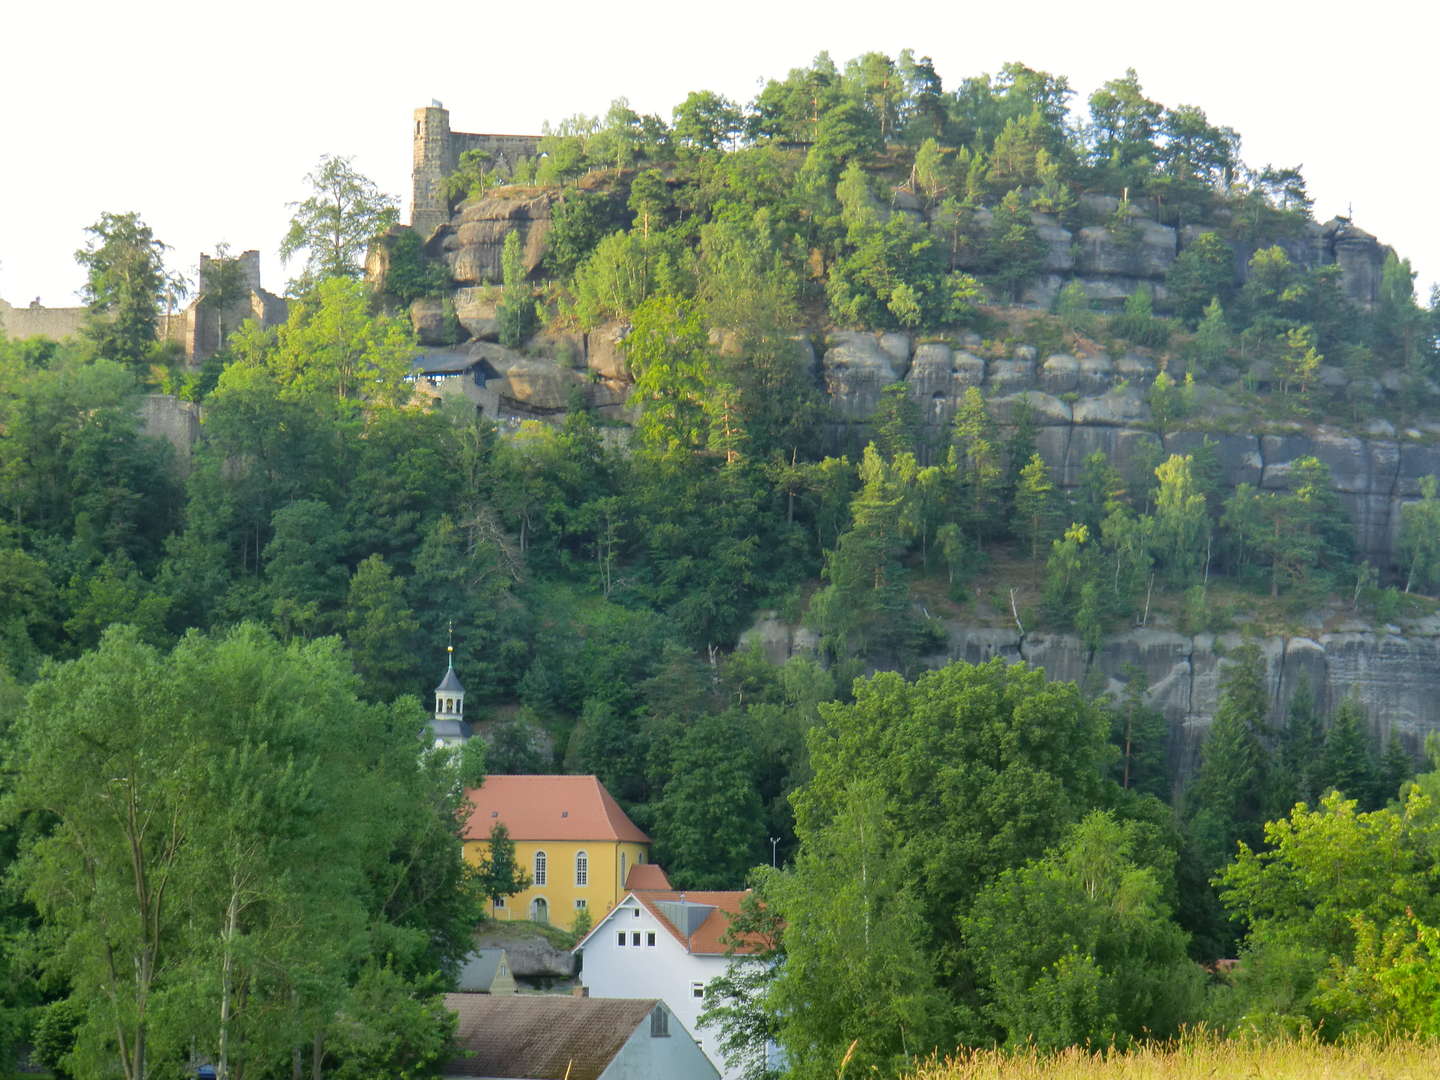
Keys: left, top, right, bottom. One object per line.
{"left": 411, "top": 348, "right": 478, "bottom": 375}
{"left": 457, "top": 948, "right": 509, "bottom": 992}
{"left": 435, "top": 667, "right": 465, "bottom": 694}
{"left": 430, "top": 718, "right": 471, "bottom": 741}
{"left": 443, "top": 995, "right": 664, "bottom": 1080}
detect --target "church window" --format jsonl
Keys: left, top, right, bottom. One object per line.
{"left": 533, "top": 850, "right": 547, "bottom": 886}
{"left": 575, "top": 850, "right": 588, "bottom": 886}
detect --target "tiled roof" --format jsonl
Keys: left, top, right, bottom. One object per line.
{"left": 435, "top": 667, "right": 465, "bottom": 694}
{"left": 625, "top": 863, "right": 672, "bottom": 891}
{"left": 633, "top": 890, "right": 764, "bottom": 956}
{"left": 443, "top": 994, "right": 657, "bottom": 1080}
{"left": 463, "top": 775, "right": 650, "bottom": 844}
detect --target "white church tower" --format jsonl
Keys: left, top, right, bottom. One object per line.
{"left": 429, "top": 643, "right": 469, "bottom": 747}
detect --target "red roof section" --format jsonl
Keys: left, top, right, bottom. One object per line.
{"left": 463, "top": 775, "right": 650, "bottom": 844}
{"left": 633, "top": 890, "right": 765, "bottom": 956}
{"left": 625, "top": 863, "right": 672, "bottom": 891}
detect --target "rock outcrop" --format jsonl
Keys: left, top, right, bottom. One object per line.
{"left": 934, "top": 618, "right": 1440, "bottom": 791}
{"left": 430, "top": 189, "right": 554, "bottom": 286}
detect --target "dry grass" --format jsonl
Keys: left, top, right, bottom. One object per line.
{"left": 906, "top": 1030, "right": 1439, "bottom": 1080}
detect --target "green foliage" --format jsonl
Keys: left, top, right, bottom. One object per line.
{"left": 1166, "top": 232, "right": 1234, "bottom": 324}
{"left": 543, "top": 190, "right": 626, "bottom": 279}
{"left": 384, "top": 228, "right": 450, "bottom": 303}
{"left": 75, "top": 211, "right": 184, "bottom": 368}
{"left": 769, "top": 779, "right": 953, "bottom": 1079}
{"left": 496, "top": 231, "right": 538, "bottom": 347}
{"left": 2, "top": 625, "right": 480, "bottom": 1080}
{"left": 263, "top": 276, "right": 417, "bottom": 408}
{"left": 280, "top": 154, "right": 399, "bottom": 288}
{"left": 964, "top": 812, "right": 1200, "bottom": 1048}
{"left": 653, "top": 710, "right": 766, "bottom": 888}
{"left": 1111, "top": 286, "right": 1172, "bottom": 349}
{"left": 1216, "top": 789, "right": 1440, "bottom": 1036}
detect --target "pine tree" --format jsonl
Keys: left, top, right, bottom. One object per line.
{"left": 1318, "top": 698, "right": 1379, "bottom": 809}
{"left": 1014, "top": 452, "right": 1058, "bottom": 561}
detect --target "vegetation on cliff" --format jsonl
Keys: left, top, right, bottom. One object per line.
{"left": 4, "top": 48, "right": 1440, "bottom": 1080}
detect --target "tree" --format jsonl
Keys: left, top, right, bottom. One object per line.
{"left": 768, "top": 779, "right": 952, "bottom": 1079}
{"left": 1399, "top": 475, "right": 1440, "bottom": 593}
{"left": 280, "top": 155, "right": 399, "bottom": 288}
{"left": 264, "top": 277, "right": 417, "bottom": 409}
{"left": 673, "top": 90, "right": 743, "bottom": 151}
{"left": 1317, "top": 698, "right": 1380, "bottom": 809}
{"left": 496, "top": 231, "right": 537, "bottom": 347}
{"left": 1216, "top": 789, "right": 1440, "bottom": 1036}
{"left": 794, "top": 658, "right": 1113, "bottom": 992}
{"left": 75, "top": 211, "right": 182, "bottom": 367}
{"left": 3, "top": 625, "right": 476, "bottom": 1080}
{"left": 964, "top": 812, "right": 1200, "bottom": 1048}
{"left": 652, "top": 710, "right": 766, "bottom": 889}
{"left": 344, "top": 554, "right": 421, "bottom": 701}
{"left": 471, "top": 822, "right": 531, "bottom": 906}
{"left": 1185, "top": 643, "right": 1273, "bottom": 868}
{"left": 1014, "top": 452, "right": 1058, "bottom": 560}
{"left": 1165, "top": 232, "right": 1233, "bottom": 324}
{"left": 697, "top": 878, "right": 784, "bottom": 1080}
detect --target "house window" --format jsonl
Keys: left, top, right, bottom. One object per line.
{"left": 533, "top": 850, "right": 547, "bottom": 886}
{"left": 646, "top": 931, "right": 656, "bottom": 947}
{"left": 691, "top": 982, "right": 705, "bottom": 999}
{"left": 617, "top": 931, "right": 627, "bottom": 947}
{"left": 631, "top": 931, "right": 641, "bottom": 946}
{"left": 575, "top": 851, "right": 588, "bottom": 887}
{"left": 650, "top": 1007, "right": 670, "bottom": 1038}
{"left": 575, "top": 899, "right": 587, "bottom": 910}
{"left": 493, "top": 897, "right": 505, "bottom": 909}
{"left": 632, "top": 907, "right": 640, "bottom": 918}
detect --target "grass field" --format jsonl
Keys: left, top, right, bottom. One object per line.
{"left": 903, "top": 1031, "right": 1440, "bottom": 1079}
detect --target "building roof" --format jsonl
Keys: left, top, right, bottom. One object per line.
{"left": 435, "top": 666, "right": 465, "bottom": 694}
{"left": 624, "top": 863, "right": 672, "bottom": 891}
{"left": 411, "top": 348, "right": 478, "bottom": 375}
{"left": 576, "top": 889, "right": 765, "bottom": 957}
{"left": 443, "top": 993, "right": 659, "bottom": 1080}
{"left": 457, "top": 948, "right": 510, "bottom": 993}
{"left": 463, "top": 775, "right": 650, "bottom": 844}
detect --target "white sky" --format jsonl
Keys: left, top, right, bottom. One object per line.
{"left": 3, "top": 1, "right": 1437, "bottom": 308}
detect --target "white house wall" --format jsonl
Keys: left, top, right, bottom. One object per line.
{"left": 580, "top": 901, "right": 735, "bottom": 1080}
{"left": 598, "top": 1011, "right": 720, "bottom": 1080}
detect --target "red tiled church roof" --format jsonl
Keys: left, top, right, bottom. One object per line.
{"left": 624, "top": 863, "right": 672, "bottom": 891}
{"left": 463, "top": 775, "right": 650, "bottom": 844}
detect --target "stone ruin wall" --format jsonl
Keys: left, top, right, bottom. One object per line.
{"left": 0, "top": 297, "right": 89, "bottom": 340}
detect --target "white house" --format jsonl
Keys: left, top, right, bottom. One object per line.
{"left": 573, "top": 883, "right": 766, "bottom": 1080}
{"left": 443, "top": 993, "right": 717, "bottom": 1080}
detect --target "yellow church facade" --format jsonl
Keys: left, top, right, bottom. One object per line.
{"left": 463, "top": 775, "right": 651, "bottom": 930}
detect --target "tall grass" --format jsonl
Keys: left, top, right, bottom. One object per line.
{"left": 905, "top": 1029, "right": 1439, "bottom": 1080}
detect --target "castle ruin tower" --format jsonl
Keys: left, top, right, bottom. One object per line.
{"left": 430, "top": 643, "right": 469, "bottom": 747}
{"left": 412, "top": 103, "right": 454, "bottom": 240}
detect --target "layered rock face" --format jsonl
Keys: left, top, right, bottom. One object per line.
{"left": 820, "top": 328, "right": 1440, "bottom": 569}
{"left": 963, "top": 195, "right": 1390, "bottom": 311}
{"left": 428, "top": 188, "right": 554, "bottom": 288}
{"left": 941, "top": 622, "right": 1440, "bottom": 791}
{"left": 743, "top": 613, "right": 1440, "bottom": 791}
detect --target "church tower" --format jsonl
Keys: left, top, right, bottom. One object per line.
{"left": 430, "top": 643, "right": 469, "bottom": 747}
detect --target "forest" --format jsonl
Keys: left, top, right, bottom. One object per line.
{"left": 4, "top": 48, "right": 1440, "bottom": 1080}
